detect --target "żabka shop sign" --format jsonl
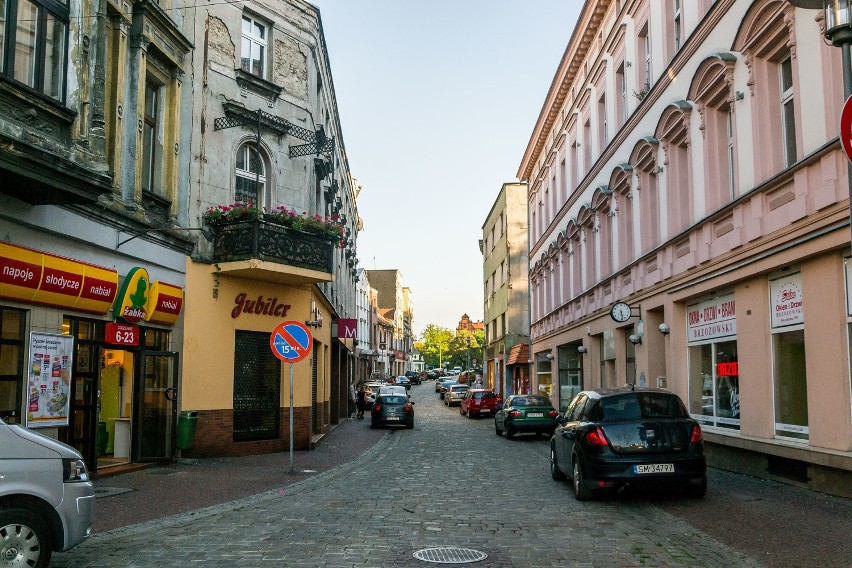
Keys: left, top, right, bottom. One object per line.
{"left": 231, "top": 293, "right": 291, "bottom": 318}
{"left": 686, "top": 294, "right": 736, "bottom": 343}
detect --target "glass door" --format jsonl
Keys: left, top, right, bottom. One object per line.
{"left": 136, "top": 352, "right": 178, "bottom": 460}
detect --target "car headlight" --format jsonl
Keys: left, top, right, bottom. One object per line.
{"left": 63, "top": 458, "right": 90, "bottom": 482}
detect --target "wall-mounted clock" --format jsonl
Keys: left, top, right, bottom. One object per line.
{"left": 610, "top": 301, "right": 633, "bottom": 323}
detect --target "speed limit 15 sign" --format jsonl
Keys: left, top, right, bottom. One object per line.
{"left": 105, "top": 323, "right": 140, "bottom": 346}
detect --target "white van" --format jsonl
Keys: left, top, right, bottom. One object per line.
{"left": 0, "top": 418, "right": 95, "bottom": 567}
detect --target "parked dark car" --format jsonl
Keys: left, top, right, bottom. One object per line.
{"left": 494, "top": 394, "right": 558, "bottom": 438}
{"left": 460, "top": 389, "right": 499, "bottom": 418}
{"left": 550, "top": 388, "right": 706, "bottom": 501}
{"left": 370, "top": 395, "right": 414, "bottom": 429}
{"left": 405, "top": 371, "right": 421, "bottom": 385}
{"left": 437, "top": 378, "right": 457, "bottom": 397}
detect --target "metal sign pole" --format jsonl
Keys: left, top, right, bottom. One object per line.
{"left": 289, "top": 362, "right": 294, "bottom": 474}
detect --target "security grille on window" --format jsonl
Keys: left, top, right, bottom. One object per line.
{"left": 235, "top": 143, "right": 266, "bottom": 205}
{"left": 241, "top": 15, "right": 266, "bottom": 78}
{"left": 0, "top": 0, "right": 68, "bottom": 101}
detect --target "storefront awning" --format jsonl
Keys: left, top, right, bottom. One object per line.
{"left": 506, "top": 343, "right": 530, "bottom": 365}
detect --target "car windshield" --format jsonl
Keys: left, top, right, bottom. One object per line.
{"left": 378, "top": 396, "right": 407, "bottom": 404}
{"left": 599, "top": 392, "right": 687, "bottom": 421}
{"left": 512, "top": 395, "right": 550, "bottom": 407}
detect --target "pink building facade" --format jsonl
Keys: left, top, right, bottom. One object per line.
{"left": 519, "top": 0, "right": 852, "bottom": 496}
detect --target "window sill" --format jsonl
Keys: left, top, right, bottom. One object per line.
{"left": 0, "top": 76, "right": 76, "bottom": 127}
{"left": 234, "top": 69, "right": 283, "bottom": 101}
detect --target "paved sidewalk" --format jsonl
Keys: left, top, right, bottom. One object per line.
{"left": 92, "top": 416, "right": 386, "bottom": 533}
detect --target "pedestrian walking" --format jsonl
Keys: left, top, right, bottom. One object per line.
{"left": 356, "top": 386, "right": 367, "bottom": 419}
{"left": 349, "top": 382, "right": 357, "bottom": 418}
{"left": 474, "top": 376, "right": 484, "bottom": 389}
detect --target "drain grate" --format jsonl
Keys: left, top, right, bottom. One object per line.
{"left": 412, "top": 547, "right": 488, "bottom": 564}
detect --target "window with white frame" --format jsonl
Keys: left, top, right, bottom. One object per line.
{"left": 727, "top": 109, "right": 736, "bottom": 198}
{"left": 780, "top": 56, "right": 796, "bottom": 167}
{"left": 235, "top": 142, "right": 267, "bottom": 206}
{"left": 142, "top": 80, "right": 163, "bottom": 195}
{"left": 241, "top": 14, "right": 267, "bottom": 78}
{"left": 673, "top": 0, "right": 682, "bottom": 52}
{"left": 598, "top": 93, "right": 608, "bottom": 151}
{"left": 0, "top": 0, "right": 68, "bottom": 101}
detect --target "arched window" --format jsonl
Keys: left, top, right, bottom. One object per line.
{"left": 656, "top": 101, "right": 693, "bottom": 236}
{"left": 577, "top": 205, "right": 595, "bottom": 289}
{"left": 732, "top": 0, "right": 799, "bottom": 178}
{"left": 689, "top": 53, "right": 738, "bottom": 212}
{"left": 609, "top": 164, "right": 634, "bottom": 270}
{"left": 630, "top": 137, "right": 661, "bottom": 253}
{"left": 592, "top": 185, "right": 614, "bottom": 279}
{"left": 235, "top": 142, "right": 268, "bottom": 206}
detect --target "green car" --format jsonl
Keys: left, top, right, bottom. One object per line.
{"left": 494, "top": 394, "right": 559, "bottom": 439}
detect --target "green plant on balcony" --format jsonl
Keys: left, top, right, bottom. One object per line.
{"left": 202, "top": 202, "right": 346, "bottom": 248}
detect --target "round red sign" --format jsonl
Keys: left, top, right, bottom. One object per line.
{"left": 840, "top": 94, "right": 852, "bottom": 164}
{"left": 269, "top": 321, "right": 313, "bottom": 363}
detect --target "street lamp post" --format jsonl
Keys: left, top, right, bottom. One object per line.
{"left": 465, "top": 336, "right": 471, "bottom": 374}
{"left": 787, "top": 1, "right": 852, "bottom": 243}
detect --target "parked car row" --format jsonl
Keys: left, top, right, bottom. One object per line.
{"left": 436, "top": 378, "right": 707, "bottom": 503}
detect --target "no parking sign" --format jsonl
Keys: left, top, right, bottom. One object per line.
{"left": 270, "top": 320, "right": 312, "bottom": 363}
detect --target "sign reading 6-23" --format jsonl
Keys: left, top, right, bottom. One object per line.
{"left": 270, "top": 320, "right": 313, "bottom": 363}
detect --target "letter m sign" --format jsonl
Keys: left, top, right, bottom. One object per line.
{"left": 334, "top": 318, "right": 357, "bottom": 339}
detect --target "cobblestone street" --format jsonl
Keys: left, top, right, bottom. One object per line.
{"left": 53, "top": 384, "right": 850, "bottom": 567}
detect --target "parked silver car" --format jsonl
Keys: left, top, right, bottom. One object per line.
{"left": 445, "top": 384, "right": 470, "bottom": 407}
{"left": 0, "top": 417, "right": 95, "bottom": 567}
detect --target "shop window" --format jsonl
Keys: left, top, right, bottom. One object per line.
{"left": 599, "top": 329, "right": 615, "bottom": 387}
{"left": 143, "top": 328, "right": 171, "bottom": 350}
{"left": 0, "top": 0, "right": 68, "bottom": 101}
{"left": 233, "top": 331, "right": 281, "bottom": 442}
{"left": 557, "top": 344, "right": 583, "bottom": 412}
{"left": 0, "top": 308, "right": 25, "bottom": 423}
{"left": 688, "top": 340, "right": 739, "bottom": 429}
{"left": 773, "top": 330, "right": 808, "bottom": 440}
{"left": 535, "top": 352, "right": 552, "bottom": 398}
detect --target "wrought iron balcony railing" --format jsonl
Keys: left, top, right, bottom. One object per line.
{"left": 211, "top": 219, "right": 334, "bottom": 274}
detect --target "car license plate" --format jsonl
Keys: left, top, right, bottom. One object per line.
{"left": 386, "top": 416, "right": 400, "bottom": 421}
{"left": 480, "top": 409, "right": 490, "bottom": 413}
{"left": 528, "top": 412, "right": 544, "bottom": 418}
{"left": 634, "top": 464, "right": 674, "bottom": 474}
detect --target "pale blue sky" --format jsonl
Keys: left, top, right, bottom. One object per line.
{"left": 310, "top": 1, "right": 583, "bottom": 334}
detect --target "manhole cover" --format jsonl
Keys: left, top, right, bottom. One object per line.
{"left": 412, "top": 547, "right": 488, "bottom": 564}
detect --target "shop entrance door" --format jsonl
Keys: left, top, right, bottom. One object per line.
{"left": 136, "top": 352, "right": 178, "bottom": 460}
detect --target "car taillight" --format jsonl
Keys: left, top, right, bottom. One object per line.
{"left": 509, "top": 410, "right": 522, "bottom": 417}
{"left": 585, "top": 427, "right": 608, "bottom": 446}
{"left": 404, "top": 405, "right": 412, "bottom": 411}
{"left": 547, "top": 410, "right": 558, "bottom": 417}
{"left": 690, "top": 424, "right": 703, "bottom": 443}
{"left": 373, "top": 405, "right": 381, "bottom": 411}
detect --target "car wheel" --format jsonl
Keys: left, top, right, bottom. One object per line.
{"left": 505, "top": 424, "right": 515, "bottom": 439}
{"left": 550, "top": 445, "right": 566, "bottom": 481}
{"left": 572, "top": 457, "right": 593, "bottom": 501}
{"left": 467, "top": 410, "right": 474, "bottom": 419}
{"left": 495, "top": 420, "right": 502, "bottom": 436}
{"left": 685, "top": 476, "right": 707, "bottom": 499}
{"left": 407, "top": 420, "right": 414, "bottom": 430}
{"left": 0, "top": 507, "right": 53, "bottom": 568}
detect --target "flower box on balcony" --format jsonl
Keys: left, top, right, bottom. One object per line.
{"left": 210, "top": 218, "right": 334, "bottom": 274}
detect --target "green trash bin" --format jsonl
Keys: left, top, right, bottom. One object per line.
{"left": 97, "top": 421, "right": 108, "bottom": 456}
{"left": 176, "top": 411, "right": 198, "bottom": 450}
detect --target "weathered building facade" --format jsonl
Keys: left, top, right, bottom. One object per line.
{"left": 481, "top": 182, "right": 530, "bottom": 397}
{"left": 0, "top": 0, "right": 194, "bottom": 472}
{"left": 178, "top": 0, "right": 359, "bottom": 455}
{"left": 520, "top": 0, "right": 852, "bottom": 495}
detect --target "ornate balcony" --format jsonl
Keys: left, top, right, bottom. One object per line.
{"left": 211, "top": 219, "right": 334, "bottom": 284}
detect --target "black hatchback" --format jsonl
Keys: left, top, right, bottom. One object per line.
{"left": 370, "top": 395, "right": 414, "bottom": 429}
{"left": 550, "top": 388, "right": 706, "bottom": 500}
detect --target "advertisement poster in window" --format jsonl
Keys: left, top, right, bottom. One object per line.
{"left": 770, "top": 273, "right": 803, "bottom": 329}
{"left": 26, "top": 333, "right": 74, "bottom": 428}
